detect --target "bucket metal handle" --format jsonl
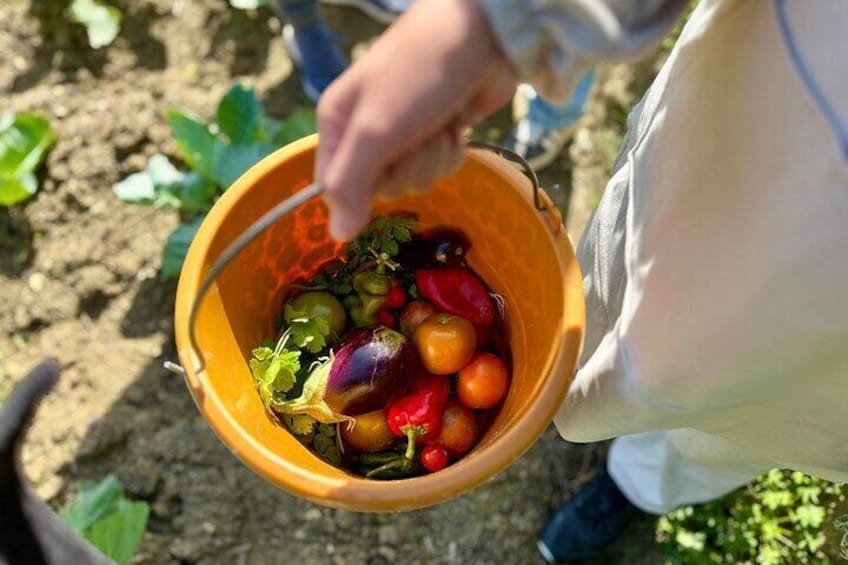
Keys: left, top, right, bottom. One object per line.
{"left": 172, "top": 141, "right": 560, "bottom": 385}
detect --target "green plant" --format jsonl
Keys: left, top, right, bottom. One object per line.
{"left": 60, "top": 475, "right": 149, "bottom": 565}
{"left": 657, "top": 470, "right": 846, "bottom": 564}
{"left": 836, "top": 514, "right": 848, "bottom": 559}
{"left": 0, "top": 113, "right": 55, "bottom": 206}
{"left": 69, "top": 0, "right": 121, "bottom": 49}
{"left": 114, "top": 83, "right": 315, "bottom": 278}
{"left": 229, "top": 0, "right": 267, "bottom": 8}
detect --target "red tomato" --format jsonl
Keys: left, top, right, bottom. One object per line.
{"left": 377, "top": 308, "right": 396, "bottom": 329}
{"left": 457, "top": 352, "right": 509, "bottom": 409}
{"left": 385, "top": 281, "right": 407, "bottom": 308}
{"left": 413, "top": 314, "right": 476, "bottom": 375}
{"left": 436, "top": 400, "right": 479, "bottom": 458}
{"left": 399, "top": 300, "right": 437, "bottom": 337}
{"left": 420, "top": 444, "right": 449, "bottom": 472}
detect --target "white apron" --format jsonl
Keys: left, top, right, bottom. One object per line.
{"left": 555, "top": 0, "right": 848, "bottom": 513}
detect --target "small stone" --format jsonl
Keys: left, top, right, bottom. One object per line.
{"left": 377, "top": 525, "right": 399, "bottom": 545}
{"left": 293, "top": 529, "right": 307, "bottom": 540}
{"left": 304, "top": 508, "right": 322, "bottom": 521}
{"left": 27, "top": 272, "right": 46, "bottom": 292}
{"left": 325, "top": 543, "right": 335, "bottom": 554}
{"left": 202, "top": 521, "right": 216, "bottom": 534}
{"left": 377, "top": 546, "right": 397, "bottom": 561}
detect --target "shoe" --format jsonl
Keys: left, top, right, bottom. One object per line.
{"left": 282, "top": 22, "right": 349, "bottom": 102}
{"left": 503, "top": 117, "right": 577, "bottom": 171}
{"left": 537, "top": 468, "right": 643, "bottom": 563}
{"left": 321, "top": 0, "right": 409, "bottom": 25}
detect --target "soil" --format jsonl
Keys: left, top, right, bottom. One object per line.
{"left": 1, "top": 1, "right": 663, "bottom": 563}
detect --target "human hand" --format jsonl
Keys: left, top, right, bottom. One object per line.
{"left": 315, "top": 0, "right": 517, "bottom": 240}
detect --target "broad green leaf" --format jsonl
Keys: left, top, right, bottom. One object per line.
{"left": 216, "top": 84, "right": 265, "bottom": 145}
{"left": 0, "top": 173, "right": 37, "bottom": 206}
{"left": 157, "top": 171, "right": 217, "bottom": 212}
{"left": 113, "top": 154, "right": 186, "bottom": 205}
{"left": 69, "top": 0, "right": 121, "bottom": 49}
{"left": 269, "top": 108, "right": 316, "bottom": 146}
{"left": 229, "top": 0, "right": 267, "bottom": 8}
{"left": 112, "top": 170, "right": 155, "bottom": 203}
{"left": 59, "top": 475, "right": 122, "bottom": 534}
{"left": 162, "top": 216, "right": 203, "bottom": 279}
{"left": 211, "top": 143, "right": 276, "bottom": 188}
{"left": 0, "top": 113, "right": 55, "bottom": 178}
{"left": 83, "top": 499, "right": 149, "bottom": 565}
{"left": 166, "top": 110, "right": 221, "bottom": 182}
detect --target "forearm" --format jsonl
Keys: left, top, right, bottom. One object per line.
{"left": 477, "top": 0, "right": 690, "bottom": 101}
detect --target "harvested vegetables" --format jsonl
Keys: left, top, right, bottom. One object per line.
{"left": 248, "top": 214, "right": 511, "bottom": 479}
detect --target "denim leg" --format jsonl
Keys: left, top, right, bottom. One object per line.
{"left": 274, "top": 0, "right": 321, "bottom": 28}
{"left": 526, "top": 71, "right": 595, "bottom": 130}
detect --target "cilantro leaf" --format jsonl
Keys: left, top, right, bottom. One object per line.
{"left": 282, "top": 414, "right": 317, "bottom": 436}
{"left": 284, "top": 304, "right": 332, "bottom": 354}
{"left": 249, "top": 346, "right": 300, "bottom": 406}
{"left": 312, "top": 424, "right": 341, "bottom": 465}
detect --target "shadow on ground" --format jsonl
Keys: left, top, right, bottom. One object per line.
{"left": 12, "top": 0, "right": 167, "bottom": 92}
{"left": 57, "top": 271, "right": 661, "bottom": 565}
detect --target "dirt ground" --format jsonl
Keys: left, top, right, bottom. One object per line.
{"left": 1, "top": 1, "right": 663, "bottom": 563}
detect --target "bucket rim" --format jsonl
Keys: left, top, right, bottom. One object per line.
{"left": 174, "top": 134, "right": 585, "bottom": 511}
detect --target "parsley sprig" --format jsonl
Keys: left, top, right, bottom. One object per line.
{"left": 308, "top": 215, "right": 415, "bottom": 295}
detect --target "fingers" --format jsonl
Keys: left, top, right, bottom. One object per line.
{"left": 378, "top": 131, "right": 467, "bottom": 200}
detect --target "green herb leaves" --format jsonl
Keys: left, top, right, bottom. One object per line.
{"left": 113, "top": 84, "right": 316, "bottom": 279}
{"left": 284, "top": 304, "right": 332, "bottom": 354}
{"left": 249, "top": 344, "right": 301, "bottom": 406}
{"left": 60, "top": 475, "right": 149, "bottom": 565}
{"left": 0, "top": 113, "right": 55, "bottom": 206}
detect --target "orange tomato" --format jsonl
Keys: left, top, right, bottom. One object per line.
{"left": 457, "top": 352, "right": 509, "bottom": 409}
{"left": 413, "top": 313, "right": 476, "bottom": 375}
{"left": 340, "top": 410, "right": 396, "bottom": 453}
{"left": 436, "top": 400, "right": 479, "bottom": 458}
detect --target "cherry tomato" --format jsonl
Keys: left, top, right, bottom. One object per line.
{"left": 377, "top": 308, "right": 397, "bottom": 329}
{"left": 420, "top": 444, "right": 449, "bottom": 472}
{"left": 413, "top": 313, "right": 476, "bottom": 375}
{"left": 436, "top": 400, "right": 478, "bottom": 458}
{"left": 385, "top": 281, "right": 407, "bottom": 308}
{"left": 340, "top": 410, "right": 396, "bottom": 453}
{"left": 457, "top": 352, "right": 509, "bottom": 409}
{"left": 400, "top": 300, "right": 437, "bottom": 337}
{"left": 286, "top": 291, "right": 346, "bottom": 335}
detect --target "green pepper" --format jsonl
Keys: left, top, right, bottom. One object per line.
{"left": 353, "top": 272, "right": 392, "bottom": 296}
{"left": 348, "top": 272, "right": 393, "bottom": 327}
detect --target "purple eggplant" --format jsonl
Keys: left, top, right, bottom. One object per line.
{"left": 396, "top": 226, "right": 471, "bottom": 269}
{"left": 272, "top": 326, "right": 418, "bottom": 424}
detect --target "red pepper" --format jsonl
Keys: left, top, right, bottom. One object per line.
{"left": 415, "top": 267, "right": 495, "bottom": 327}
{"left": 411, "top": 371, "right": 450, "bottom": 405}
{"left": 387, "top": 375, "right": 449, "bottom": 459}
{"left": 385, "top": 280, "right": 407, "bottom": 308}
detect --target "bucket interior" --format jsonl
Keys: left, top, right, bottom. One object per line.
{"left": 182, "top": 141, "right": 580, "bottom": 508}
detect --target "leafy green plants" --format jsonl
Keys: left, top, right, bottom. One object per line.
{"left": 657, "top": 470, "right": 845, "bottom": 564}
{"left": 60, "top": 475, "right": 149, "bottom": 565}
{"left": 70, "top": 0, "right": 121, "bottom": 49}
{"left": 114, "top": 84, "right": 315, "bottom": 278}
{"left": 0, "top": 113, "right": 55, "bottom": 206}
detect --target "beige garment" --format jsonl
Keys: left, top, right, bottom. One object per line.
{"left": 556, "top": 0, "right": 848, "bottom": 511}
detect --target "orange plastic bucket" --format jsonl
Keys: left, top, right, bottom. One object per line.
{"left": 174, "top": 135, "right": 584, "bottom": 512}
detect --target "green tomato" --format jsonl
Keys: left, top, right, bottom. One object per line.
{"left": 286, "top": 291, "right": 346, "bottom": 335}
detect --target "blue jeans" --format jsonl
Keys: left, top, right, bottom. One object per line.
{"left": 526, "top": 71, "right": 595, "bottom": 130}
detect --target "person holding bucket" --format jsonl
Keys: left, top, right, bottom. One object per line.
{"left": 313, "top": 0, "right": 848, "bottom": 561}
